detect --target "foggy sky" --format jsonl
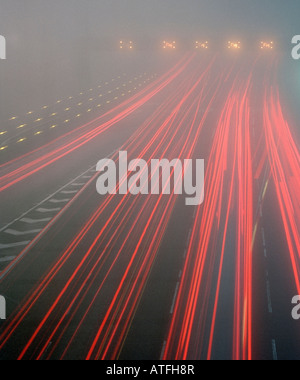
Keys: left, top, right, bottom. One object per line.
{"left": 1, "top": 0, "right": 299, "bottom": 51}
{"left": 1, "top": 0, "right": 299, "bottom": 119}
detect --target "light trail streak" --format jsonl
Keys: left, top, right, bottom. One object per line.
{"left": 233, "top": 78, "right": 253, "bottom": 361}
{"left": 0, "top": 73, "right": 192, "bottom": 354}
{"left": 164, "top": 69, "right": 255, "bottom": 360}
{"left": 0, "top": 56, "right": 222, "bottom": 360}
{"left": 263, "top": 84, "right": 300, "bottom": 294}
{"left": 87, "top": 63, "right": 222, "bottom": 361}
{"left": 1, "top": 55, "right": 299, "bottom": 361}
{"left": 0, "top": 56, "right": 193, "bottom": 193}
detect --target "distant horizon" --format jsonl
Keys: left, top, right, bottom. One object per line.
{"left": 0, "top": 0, "right": 299, "bottom": 54}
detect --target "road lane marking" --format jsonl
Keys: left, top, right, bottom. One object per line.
{"left": 71, "top": 183, "right": 86, "bottom": 186}
{"left": 170, "top": 282, "right": 180, "bottom": 314}
{"left": 0, "top": 149, "right": 118, "bottom": 278}
{"left": 7, "top": 72, "right": 133, "bottom": 123}
{"left": 36, "top": 207, "right": 61, "bottom": 213}
{"left": 0, "top": 256, "right": 16, "bottom": 263}
{"left": 49, "top": 199, "right": 71, "bottom": 204}
{"left": 266, "top": 279, "right": 273, "bottom": 314}
{"left": 61, "top": 190, "right": 78, "bottom": 195}
{"left": 262, "top": 180, "right": 269, "bottom": 199}
{"left": 20, "top": 217, "right": 52, "bottom": 224}
{"left": 0, "top": 158, "right": 98, "bottom": 232}
{"left": 261, "top": 227, "right": 266, "bottom": 247}
{"left": 160, "top": 341, "right": 167, "bottom": 360}
{"left": 193, "top": 208, "right": 197, "bottom": 219}
{"left": 5, "top": 229, "right": 43, "bottom": 236}
{"left": 252, "top": 223, "right": 258, "bottom": 249}
{"left": 0, "top": 242, "right": 30, "bottom": 250}
{"left": 272, "top": 340, "right": 278, "bottom": 360}
{"left": 183, "top": 248, "right": 188, "bottom": 259}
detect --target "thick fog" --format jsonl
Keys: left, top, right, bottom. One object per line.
{"left": 0, "top": 0, "right": 299, "bottom": 119}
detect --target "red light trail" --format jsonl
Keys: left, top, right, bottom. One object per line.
{"left": 0, "top": 55, "right": 299, "bottom": 360}
{"left": 0, "top": 55, "right": 192, "bottom": 193}
{"left": 263, "top": 81, "right": 300, "bottom": 294}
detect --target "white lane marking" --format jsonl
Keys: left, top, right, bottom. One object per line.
{"left": 183, "top": 229, "right": 192, "bottom": 258}
{"left": 193, "top": 208, "right": 197, "bottom": 219}
{"left": 260, "top": 205, "right": 263, "bottom": 218}
{"left": 266, "top": 279, "right": 273, "bottom": 314}
{"left": 0, "top": 163, "right": 98, "bottom": 233}
{"left": 49, "top": 199, "right": 70, "bottom": 204}
{"left": 160, "top": 341, "right": 167, "bottom": 361}
{"left": 183, "top": 248, "right": 188, "bottom": 259}
{"left": 0, "top": 256, "right": 16, "bottom": 263}
{"left": 60, "top": 190, "right": 78, "bottom": 195}
{"left": 272, "top": 340, "right": 278, "bottom": 360}
{"left": 20, "top": 217, "right": 52, "bottom": 224}
{"left": 264, "top": 248, "right": 267, "bottom": 259}
{"left": 0, "top": 151, "right": 116, "bottom": 279}
{"left": 0, "top": 241, "right": 30, "bottom": 250}
{"left": 4, "top": 229, "right": 43, "bottom": 236}
{"left": 170, "top": 282, "right": 180, "bottom": 314}
{"left": 36, "top": 207, "right": 61, "bottom": 213}
{"left": 261, "top": 228, "right": 266, "bottom": 247}
{"left": 71, "top": 183, "right": 86, "bottom": 187}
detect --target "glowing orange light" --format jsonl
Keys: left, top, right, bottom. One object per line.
{"left": 119, "top": 40, "right": 134, "bottom": 50}
{"left": 196, "top": 41, "right": 209, "bottom": 50}
{"left": 163, "top": 41, "right": 176, "bottom": 50}
{"left": 228, "top": 41, "right": 241, "bottom": 50}
{"left": 260, "top": 41, "right": 274, "bottom": 50}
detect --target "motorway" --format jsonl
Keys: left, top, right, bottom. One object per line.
{"left": 0, "top": 53, "right": 300, "bottom": 360}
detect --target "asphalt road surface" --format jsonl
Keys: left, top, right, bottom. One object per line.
{"left": 0, "top": 52, "right": 300, "bottom": 360}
